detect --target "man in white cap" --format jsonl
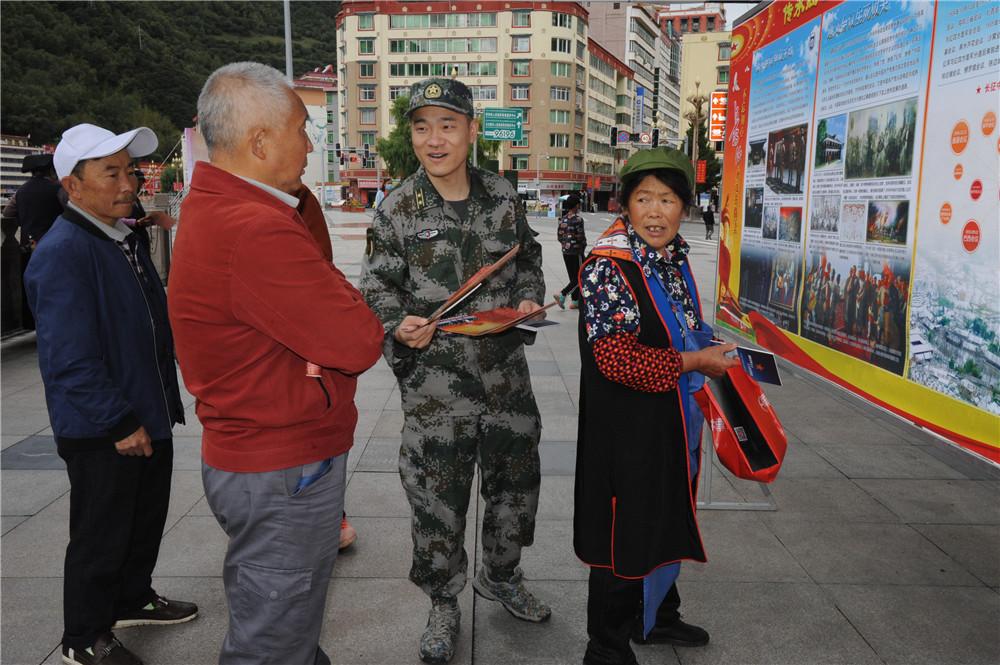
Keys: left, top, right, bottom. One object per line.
{"left": 25, "top": 123, "right": 197, "bottom": 665}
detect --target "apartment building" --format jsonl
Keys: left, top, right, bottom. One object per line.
{"left": 334, "top": 1, "right": 636, "bottom": 208}
{"left": 678, "top": 29, "right": 731, "bottom": 145}
{"left": 0, "top": 134, "right": 48, "bottom": 205}
{"left": 657, "top": 1, "right": 727, "bottom": 35}
{"left": 293, "top": 65, "right": 341, "bottom": 204}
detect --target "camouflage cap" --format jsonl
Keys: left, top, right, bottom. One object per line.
{"left": 406, "top": 78, "right": 475, "bottom": 118}
{"left": 618, "top": 147, "right": 695, "bottom": 192}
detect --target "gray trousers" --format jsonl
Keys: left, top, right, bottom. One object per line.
{"left": 203, "top": 454, "right": 347, "bottom": 665}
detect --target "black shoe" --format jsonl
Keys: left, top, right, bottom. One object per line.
{"left": 113, "top": 595, "right": 198, "bottom": 628}
{"left": 62, "top": 633, "right": 143, "bottom": 665}
{"left": 631, "top": 617, "right": 709, "bottom": 647}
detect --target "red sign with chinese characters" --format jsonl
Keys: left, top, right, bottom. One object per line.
{"left": 709, "top": 91, "right": 728, "bottom": 143}
{"left": 696, "top": 160, "right": 707, "bottom": 183}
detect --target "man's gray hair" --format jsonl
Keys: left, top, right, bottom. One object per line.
{"left": 197, "top": 62, "right": 293, "bottom": 156}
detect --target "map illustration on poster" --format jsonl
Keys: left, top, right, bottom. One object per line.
{"left": 716, "top": 0, "right": 999, "bottom": 462}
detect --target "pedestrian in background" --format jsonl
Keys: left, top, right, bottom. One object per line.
{"left": 26, "top": 123, "right": 196, "bottom": 665}
{"left": 361, "top": 77, "right": 550, "bottom": 664}
{"left": 702, "top": 203, "right": 715, "bottom": 240}
{"left": 555, "top": 194, "right": 586, "bottom": 309}
{"left": 169, "top": 62, "right": 384, "bottom": 665}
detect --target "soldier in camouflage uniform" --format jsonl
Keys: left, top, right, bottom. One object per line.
{"left": 360, "top": 78, "right": 551, "bottom": 664}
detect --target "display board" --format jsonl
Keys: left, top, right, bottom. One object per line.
{"left": 717, "top": 0, "right": 999, "bottom": 461}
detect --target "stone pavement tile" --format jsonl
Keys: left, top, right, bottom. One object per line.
{"left": 322, "top": 577, "right": 474, "bottom": 665}
{"left": 2, "top": 495, "right": 69, "bottom": 577}
{"left": 164, "top": 469, "right": 207, "bottom": 532}
{"left": 772, "top": 440, "right": 845, "bottom": 479}
{"left": 534, "top": 391, "right": 579, "bottom": 417}
{"left": 825, "top": 584, "right": 1000, "bottom": 665}
{"left": 41, "top": 577, "right": 230, "bottom": 665}
{"left": 354, "top": 387, "right": 393, "bottom": 412}
{"left": 355, "top": 437, "right": 402, "bottom": 472}
{"left": 2, "top": 515, "right": 28, "bottom": 535}
{"left": 770, "top": 521, "right": 981, "bottom": 586}
{"left": 173, "top": 406, "right": 204, "bottom": 437}
{"left": 539, "top": 413, "right": 579, "bottom": 441}
{"left": 357, "top": 367, "right": 400, "bottom": 391}
{"left": 2, "top": 434, "right": 26, "bottom": 451}
{"left": 812, "top": 443, "right": 967, "bottom": 480}
{"left": 536, "top": 475, "right": 575, "bottom": 520}
{"left": 1, "top": 469, "right": 68, "bottom": 516}
{"left": 759, "top": 478, "right": 901, "bottom": 524}
{"left": 685, "top": 512, "right": 810, "bottom": 583}
{"left": 854, "top": 479, "right": 1000, "bottom": 524}
{"left": 674, "top": 581, "right": 881, "bottom": 665}
{"left": 154, "top": 515, "right": 228, "bottom": 577}
{"left": 919, "top": 442, "right": 1000, "bottom": 481}
{"left": 539, "top": 440, "right": 576, "bottom": 476}
{"left": 787, "top": 410, "right": 911, "bottom": 446}
{"left": 372, "top": 409, "right": 405, "bottom": 439}
{"left": 384, "top": 385, "right": 403, "bottom": 411}
{"left": 0, "top": 392, "right": 52, "bottom": 437}
{"left": 912, "top": 524, "right": 1000, "bottom": 587}
{"left": 345, "top": 470, "right": 412, "bottom": 517}
{"left": 2, "top": 577, "right": 62, "bottom": 665}
{"left": 531, "top": 375, "right": 570, "bottom": 394}
{"left": 172, "top": 436, "right": 202, "bottom": 471}
{"left": 187, "top": 495, "right": 215, "bottom": 516}
{"left": 524, "top": 344, "right": 555, "bottom": 361}
{"left": 528, "top": 360, "right": 562, "bottom": 377}
{"left": 354, "top": 409, "right": 381, "bottom": 441}
{"left": 513, "top": 520, "right": 588, "bottom": 582}
{"left": 0, "top": 434, "right": 62, "bottom": 470}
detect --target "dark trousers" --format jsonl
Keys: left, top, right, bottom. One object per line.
{"left": 561, "top": 253, "right": 582, "bottom": 299}
{"left": 584, "top": 567, "right": 681, "bottom": 665}
{"left": 59, "top": 441, "right": 173, "bottom": 649}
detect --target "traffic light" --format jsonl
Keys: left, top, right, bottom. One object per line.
{"left": 335, "top": 143, "right": 342, "bottom": 159}
{"left": 363, "top": 143, "right": 370, "bottom": 160}
{"left": 610, "top": 126, "right": 618, "bottom": 147}
{"left": 652, "top": 129, "right": 660, "bottom": 148}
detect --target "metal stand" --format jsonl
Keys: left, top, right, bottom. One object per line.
{"left": 697, "top": 430, "right": 776, "bottom": 511}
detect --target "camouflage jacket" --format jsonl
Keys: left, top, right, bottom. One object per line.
{"left": 360, "top": 165, "right": 544, "bottom": 418}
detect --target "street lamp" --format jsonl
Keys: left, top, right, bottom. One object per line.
{"left": 684, "top": 78, "right": 709, "bottom": 171}
{"left": 535, "top": 153, "right": 549, "bottom": 187}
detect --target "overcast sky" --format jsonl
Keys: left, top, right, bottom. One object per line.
{"left": 724, "top": 2, "right": 761, "bottom": 29}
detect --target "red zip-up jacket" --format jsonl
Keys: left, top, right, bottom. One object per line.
{"left": 168, "top": 162, "right": 384, "bottom": 472}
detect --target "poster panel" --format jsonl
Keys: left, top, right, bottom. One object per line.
{"left": 717, "top": 0, "right": 999, "bottom": 462}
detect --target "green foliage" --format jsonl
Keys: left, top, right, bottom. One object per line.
{"left": 684, "top": 119, "right": 721, "bottom": 196}
{"left": 376, "top": 96, "right": 421, "bottom": 179}
{"left": 1, "top": 1, "right": 340, "bottom": 160}
{"left": 969, "top": 317, "right": 995, "bottom": 341}
{"left": 958, "top": 359, "right": 982, "bottom": 379}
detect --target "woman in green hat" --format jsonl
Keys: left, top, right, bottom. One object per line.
{"left": 573, "top": 147, "right": 737, "bottom": 665}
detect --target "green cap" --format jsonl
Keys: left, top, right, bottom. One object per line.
{"left": 406, "top": 78, "right": 475, "bottom": 118}
{"left": 618, "top": 147, "right": 695, "bottom": 191}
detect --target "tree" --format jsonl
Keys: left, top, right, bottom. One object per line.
{"left": 684, "top": 119, "right": 721, "bottom": 197}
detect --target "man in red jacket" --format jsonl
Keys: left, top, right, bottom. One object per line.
{"left": 168, "top": 61, "right": 384, "bottom": 665}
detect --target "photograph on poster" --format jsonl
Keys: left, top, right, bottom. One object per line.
{"left": 748, "top": 138, "right": 767, "bottom": 168}
{"left": 800, "top": 250, "right": 910, "bottom": 375}
{"left": 766, "top": 124, "right": 808, "bottom": 194}
{"left": 839, "top": 201, "right": 867, "bottom": 243}
{"left": 845, "top": 97, "right": 918, "bottom": 180}
{"left": 810, "top": 195, "right": 840, "bottom": 232}
{"left": 814, "top": 114, "right": 846, "bottom": 169}
{"left": 778, "top": 206, "right": 803, "bottom": 242}
{"left": 761, "top": 205, "right": 779, "bottom": 239}
{"left": 737, "top": 246, "right": 800, "bottom": 333}
{"left": 866, "top": 199, "right": 909, "bottom": 246}
{"left": 745, "top": 187, "right": 764, "bottom": 228}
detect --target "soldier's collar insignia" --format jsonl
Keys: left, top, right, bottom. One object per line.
{"left": 415, "top": 228, "right": 441, "bottom": 241}
{"left": 425, "top": 83, "right": 443, "bottom": 99}
{"left": 415, "top": 188, "right": 426, "bottom": 209}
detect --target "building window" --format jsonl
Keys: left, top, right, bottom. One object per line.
{"left": 549, "top": 156, "right": 569, "bottom": 170}
{"left": 359, "top": 62, "right": 375, "bottom": 78}
{"left": 552, "top": 12, "right": 571, "bottom": 28}
{"left": 360, "top": 108, "right": 376, "bottom": 124}
{"left": 718, "top": 43, "right": 731, "bottom": 61}
{"left": 550, "top": 109, "right": 570, "bottom": 124}
{"left": 358, "top": 14, "right": 374, "bottom": 30}
{"left": 574, "top": 156, "right": 583, "bottom": 172}
{"left": 717, "top": 67, "right": 729, "bottom": 85}
{"left": 511, "top": 84, "right": 530, "bottom": 101}
{"left": 511, "top": 155, "right": 529, "bottom": 170}
{"left": 708, "top": 17, "right": 716, "bottom": 31}
{"left": 512, "top": 35, "right": 531, "bottom": 52}
{"left": 360, "top": 131, "right": 376, "bottom": 146}
{"left": 359, "top": 85, "right": 376, "bottom": 102}
{"left": 512, "top": 10, "right": 530, "bottom": 27}
{"left": 551, "top": 38, "right": 571, "bottom": 53}
{"left": 550, "top": 133, "right": 570, "bottom": 148}
{"left": 693, "top": 18, "right": 701, "bottom": 32}
{"left": 511, "top": 133, "right": 529, "bottom": 148}
{"left": 575, "top": 133, "right": 584, "bottom": 149}
{"left": 389, "top": 86, "right": 409, "bottom": 100}
{"left": 551, "top": 62, "right": 571, "bottom": 77}
{"left": 512, "top": 60, "right": 531, "bottom": 77}
{"left": 359, "top": 38, "right": 374, "bottom": 55}
{"left": 577, "top": 41, "right": 586, "bottom": 61}
{"left": 520, "top": 108, "right": 531, "bottom": 124}
{"left": 550, "top": 86, "right": 570, "bottom": 102}
{"left": 680, "top": 18, "right": 688, "bottom": 32}
{"left": 389, "top": 13, "right": 497, "bottom": 29}
{"left": 470, "top": 85, "right": 497, "bottom": 101}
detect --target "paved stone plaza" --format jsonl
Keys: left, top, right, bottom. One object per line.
{"left": 2, "top": 209, "right": 998, "bottom": 664}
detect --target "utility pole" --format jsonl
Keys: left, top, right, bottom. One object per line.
{"left": 684, "top": 78, "right": 709, "bottom": 204}
{"left": 283, "top": 0, "right": 293, "bottom": 81}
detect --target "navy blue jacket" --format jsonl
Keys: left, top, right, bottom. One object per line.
{"left": 25, "top": 207, "right": 184, "bottom": 451}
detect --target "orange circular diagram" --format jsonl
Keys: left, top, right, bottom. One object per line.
{"left": 939, "top": 202, "right": 952, "bottom": 224}
{"left": 970, "top": 180, "right": 982, "bottom": 201}
{"left": 961, "top": 220, "right": 980, "bottom": 253}
{"left": 983, "top": 111, "right": 997, "bottom": 136}
{"left": 951, "top": 121, "right": 969, "bottom": 154}
{"left": 953, "top": 163, "right": 963, "bottom": 180}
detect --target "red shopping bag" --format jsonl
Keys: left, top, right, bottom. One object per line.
{"left": 694, "top": 365, "right": 787, "bottom": 483}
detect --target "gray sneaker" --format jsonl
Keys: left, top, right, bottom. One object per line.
{"left": 419, "top": 597, "right": 461, "bottom": 664}
{"left": 472, "top": 566, "right": 552, "bottom": 623}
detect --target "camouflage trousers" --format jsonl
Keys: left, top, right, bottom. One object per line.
{"left": 399, "top": 410, "right": 541, "bottom": 600}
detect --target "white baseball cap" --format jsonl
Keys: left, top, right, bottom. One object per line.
{"left": 54, "top": 123, "right": 158, "bottom": 179}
